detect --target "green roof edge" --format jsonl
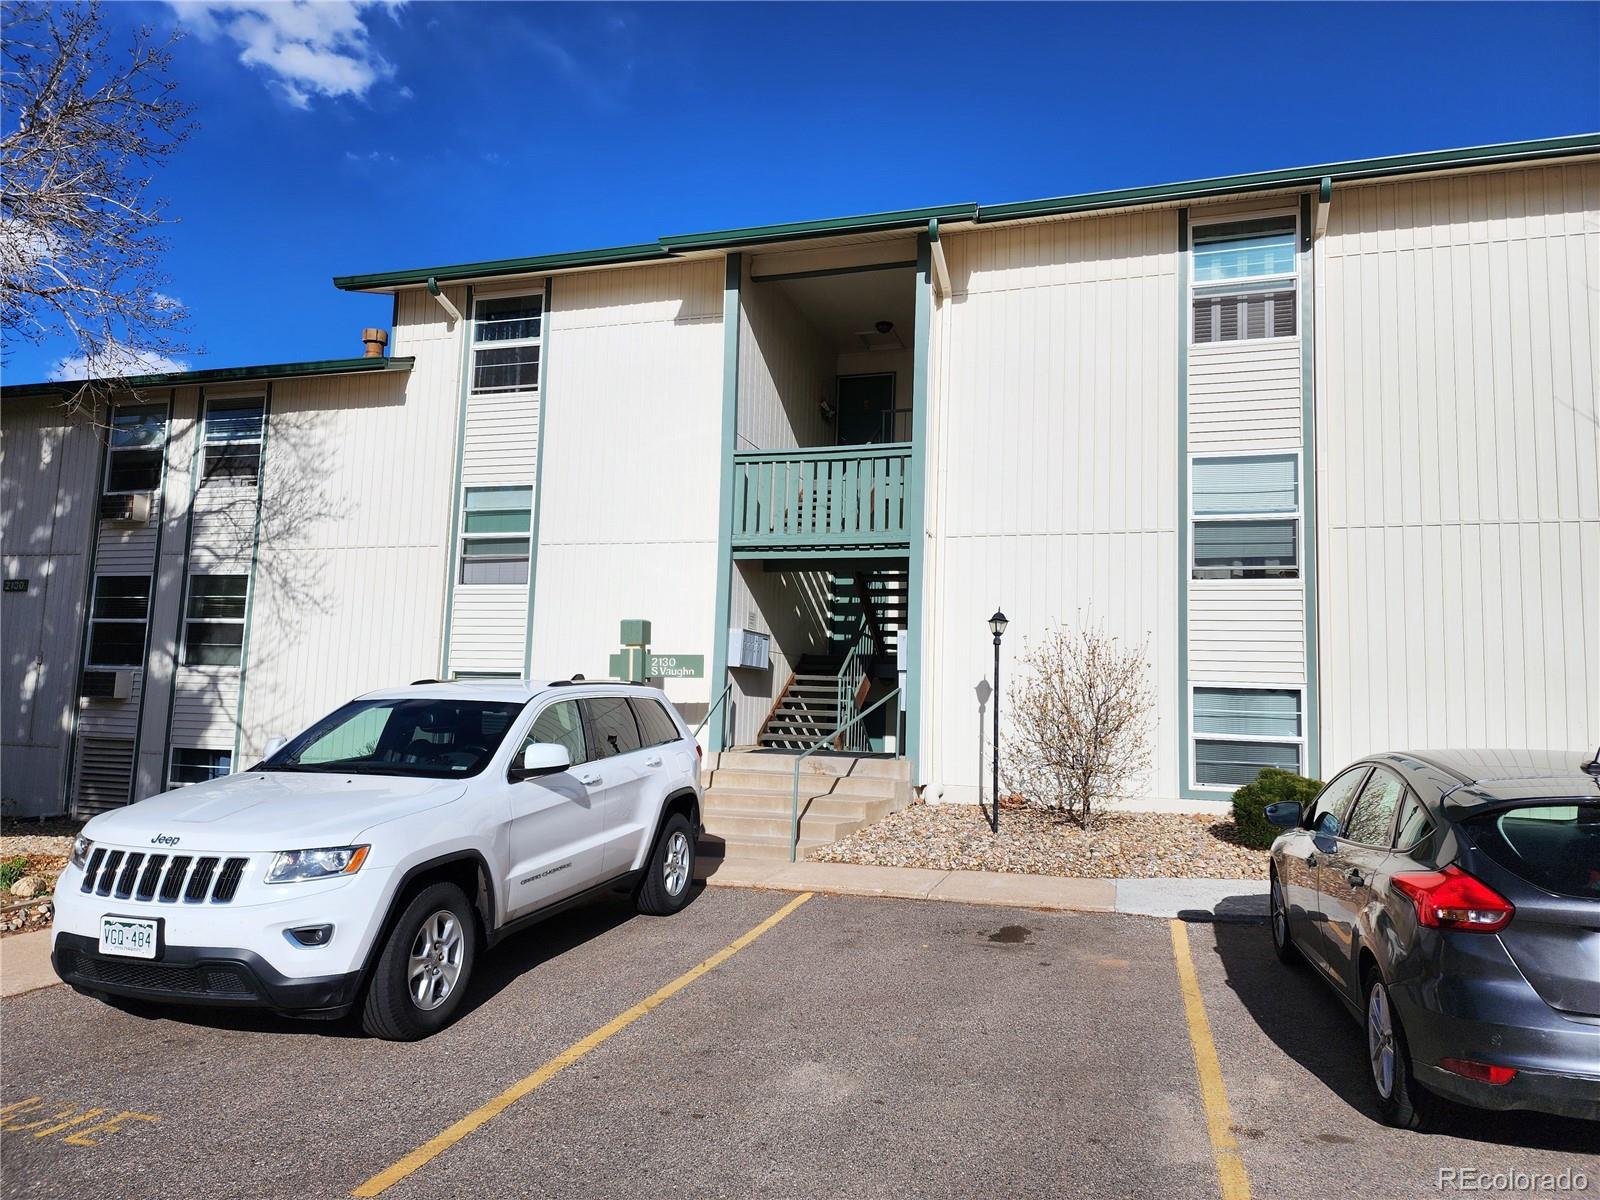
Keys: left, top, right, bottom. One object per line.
{"left": 332, "top": 135, "right": 1599, "bottom": 291}
{"left": 2, "top": 355, "right": 415, "bottom": 398}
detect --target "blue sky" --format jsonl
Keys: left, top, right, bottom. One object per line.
{"left": 9, "top": 0, "right": 1598, "bottom": 382}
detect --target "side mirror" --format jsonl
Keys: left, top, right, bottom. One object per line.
{"left": 511, "top": 742, "right": 571, "bottom": 781}
{"left": 1264, "top": 801, "right": 1302, "bottom": 829}
{"left": 263, "top": 735, "right": 289, "bottom": 758}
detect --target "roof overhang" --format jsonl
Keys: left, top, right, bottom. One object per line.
{"left": 331, "top": 134, "right": 1600, "bottom": 294}
{"left": 2, "top": 354, "right": 415, "bottom": 400}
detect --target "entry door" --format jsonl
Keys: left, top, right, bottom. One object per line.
{"left": 505, "top": 700, "right": 607, "bottom": 917}
{"left": 836, "top": 373, "right": 895, "bottom": 445}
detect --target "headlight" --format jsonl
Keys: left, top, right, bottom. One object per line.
{"left": 70, "top": 836, "right": 93, "bottom": 869}
{"left": 265, "top": 845, "right": 369, "bottom": 884}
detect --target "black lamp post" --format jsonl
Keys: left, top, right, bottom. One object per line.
{"left": 988, "top": 608, "right": 1008, "bottom": 834}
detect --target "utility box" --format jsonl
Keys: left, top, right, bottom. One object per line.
{"left": 727, "top": 628, "right": 770, "bottom": 671}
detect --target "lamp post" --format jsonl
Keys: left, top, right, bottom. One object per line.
{"left": 988, "top": 608, "right": 1008, "bottom": 834}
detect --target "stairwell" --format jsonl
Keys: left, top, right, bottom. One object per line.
{"left": 699, "top": 749, "right": 913, "bottom": 861}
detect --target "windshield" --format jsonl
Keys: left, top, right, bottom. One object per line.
{"left": 259, "top": 697, "right": 526, "bottom": 779}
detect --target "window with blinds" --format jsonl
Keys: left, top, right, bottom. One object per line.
{"left": 1191, "top": 216, "right": 1297, "bottom": 344}
{"left": 1193, "top": 687, "right": 1303, "bottom": 789}
{"left": 459, "top": 485, "right": 533, "bottom": 584}
{"left": 471, "top": 294, "right": 541, "bottom": 394}
{"left": 1192, "top": 454, "right": 1298, "bottom": 579}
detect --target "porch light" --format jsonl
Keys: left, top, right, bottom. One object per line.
{"left": 989, "top": 610, "right": 1009, "bottom": 639}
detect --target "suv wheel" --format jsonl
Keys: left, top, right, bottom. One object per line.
{"left": 362, "top": 881, "right": 477, "bottom": 1040}
{"left": 1364, "top": 970, "right": 1442, "bottom": 1131}
{"left": 636, "top": 813, "right": 695, "bottom": 916}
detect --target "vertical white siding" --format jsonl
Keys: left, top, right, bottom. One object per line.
{"left": 1317, "top": 161, "right": 1600, "bottom": 764}
{"left": 737, "top": 264, "right": 834, "bottom": 451}
{"left": 0, "top": 397, "right": 102, "bottom": 814}
{"left": 927, "top": 210, "right": 1181, "bottom": 804}
{"left": 529, "top": 260, "right": 723, "bottom": 717}
{"left": 725, "top": 563, "right": 831, "bottom": 746}
{"left": 238, "top": 355, "right": 458, "bottom": 759}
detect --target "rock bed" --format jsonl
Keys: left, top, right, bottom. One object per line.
{"left": 1, "top": 820, "right": 77, "bottom": 937}
{"left": 809, "top": 802, "right": 1269, "bottom": 880}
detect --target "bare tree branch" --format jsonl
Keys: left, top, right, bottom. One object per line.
{"left": 1, "top": 0, "right": 195, "bottom": 409}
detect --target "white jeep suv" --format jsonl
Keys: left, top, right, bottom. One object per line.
{"left": 51, "top": 680, "right": 702, "bottom": 1040}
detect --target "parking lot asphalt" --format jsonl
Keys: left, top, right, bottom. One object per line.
{"left": 2, "top": 885, "right": 1595, "bottom": 1200}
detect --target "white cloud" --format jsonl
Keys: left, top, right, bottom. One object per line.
{"left": 170, "top": 2, "right": 401, "bottom": 107}
{"left": 48, "top": 344, "right": 191, "bottom": 382}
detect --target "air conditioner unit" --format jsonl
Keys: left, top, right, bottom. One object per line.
{"left": 99, "top": 493, "right": 152, "bottom": 524}
{"left": 80, "top": 669, "right": 133, "bottom": 701}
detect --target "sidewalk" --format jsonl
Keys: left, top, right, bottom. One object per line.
{"left": 700, "top": 858, "right": 1267, "bottom": 921}
{"left": 0, "top": 929, "right": 58, "bottom": 999}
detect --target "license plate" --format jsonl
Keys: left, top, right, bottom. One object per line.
{"left": 99, "top": 916, "right": 159, "bottom": 959}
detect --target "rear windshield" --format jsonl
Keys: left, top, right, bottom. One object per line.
{"left": 259, "top": 697, "right": 526, "bottom": 779}
{"left": 1468, "top": 802, "right": 1600, "bottom": 900}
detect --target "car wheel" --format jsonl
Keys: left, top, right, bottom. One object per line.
{"left": 361, "top": 881, "right": 477, "bottom": 1041}
{"left": 1364, "top": 969, "right": 1442, "bottom": 1131}
{"left": 636, "top": 813, "right": 695, "bottom": 916}
{"left": 1269, "top": 869, "right": 1300, "bottom": 965}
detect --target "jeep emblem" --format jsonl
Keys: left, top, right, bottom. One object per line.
{"left": 150, "top": 834, "right": 180, "bottom": 847}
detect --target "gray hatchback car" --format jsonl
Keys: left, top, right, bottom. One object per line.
{"left": 1265, "top": 748, "right": 1600, "bottom": 1128}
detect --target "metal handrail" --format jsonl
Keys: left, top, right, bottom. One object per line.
{"left": 790, "top": 687, "right": 901, "bottom": 862}
{"left": 692, "top": 681, "right": 734, "bottom": 742}
{"left": 835, "top": 616, "right": 874, "bottom": 753}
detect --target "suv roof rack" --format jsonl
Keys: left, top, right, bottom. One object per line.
{"left": 409, "top": 678, "right": 440, "bottom": 685}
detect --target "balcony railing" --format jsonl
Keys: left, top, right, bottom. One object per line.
{"left": 730, "top": 443, "right": 911, "bottom": 553}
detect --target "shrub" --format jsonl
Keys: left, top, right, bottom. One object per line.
{"left": 1231, "top": 768, "right": 1323, "bottom": 849}
{"left": 0, "top": 856, "right": 28, "bottom": 891}
{"left": 1002, "top": 624, "right": 1154, "bottom": 827}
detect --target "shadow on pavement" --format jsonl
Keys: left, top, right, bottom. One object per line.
{"left": 1208, "top": 920, "right": 1597, "bottom": 1152}
{"left": 91, "top": 883, "right": 705, "bottom": 1040}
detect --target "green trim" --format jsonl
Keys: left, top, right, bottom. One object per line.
{"left": 59, "top": 411, "right": 114, "bottom": 814}
{"left": 523, "top": 276, "right": 553, "bottom": 680}
{"left": 3, "top": 356, "right": 414, "bottom": 399}
{"left": 707, "top": 254, "right": 742, "bottom": 751}
{"left": 904, "top": 232, "right": 932, "bottom": 782}
{"left": 1299, "top": 192, "right": 1321, "bottom": 780}
{"left": 122, "top": 394, "right": 175, "bottom": 805}
{"left": 733, "top": 441, "right": 911, "bottom": 462}
{"left": 976, "top": 134, "right": 1600, "bottom": 223}
{"left": 1176, "top": 209, "right": 1197, "bottom": 802}
{"left": 438, "top": 286, "right": 475, "bottom": 677}
{"left": 231, "top": 382, "right": 272, "bottom": 771}
{"left": 732, "top": 546, "right": 909, "bottom": 561}
{"left": 158, "top": 389, "right": 208, "bottom": 786}
{"left": 333, "top": 244, "right": 671, "bottom": 292}
{"left": 660, "top": 204, "right": 977, "bottom": 252}
{"left": 748, "top": 259, "right": 916, "bottom": 285}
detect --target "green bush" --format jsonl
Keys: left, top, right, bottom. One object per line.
{"left": 0, "top": 855, "right": 28, "bottom": 891}
{"left": 1231, "top": 768, "right": 1323, "bottom": 850}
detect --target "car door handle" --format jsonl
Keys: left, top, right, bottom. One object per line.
{"left": 577, "top": 772, "right": 602, "bottom": 786}
{"left": 1345, "top": 868, "right": 1366, "bottom": 888}
{"left": 1307, "top": 853, "right": 1318, "bottom": 868}
{"left": 645, "top": 756, "right": 663, "bottom": 768}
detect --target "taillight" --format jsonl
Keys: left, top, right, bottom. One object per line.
{"left": 1438, "top": 1057, "right": 1517, "bottom": 1085}
{"left": 1392, "top": 865, "right": 1514, "bottom": 932}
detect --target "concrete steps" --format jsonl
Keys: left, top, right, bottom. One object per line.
{"left": 700, "top": 750, "right": 912, "bottom": 861}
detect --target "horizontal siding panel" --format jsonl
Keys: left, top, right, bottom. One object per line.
{"left": 1189, "top": 340, "right": 1302, "bottom": 453}
{"left": 448, "top": 586, "right": 528, "bottom": 674}
{"left": 93, "top": 512, "right": 161, "bottom": 574}
{"left": 170, "top": 669, "right": 241, "bottom": 745}
{"left": 189, "top": 487, "right": 257, "bottom": 567}
{"left": 1189, "top": 581, "right": 1306, "bottom": 685}
{"left": 461, "top": 391, "right": 538, "bottom": 485}
{"left": 76, "top": 673, "right": 144, "bottom": 738}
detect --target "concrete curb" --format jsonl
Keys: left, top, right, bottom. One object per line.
{"left": 699, "top": 858, "right": 1266, "bottom": 921}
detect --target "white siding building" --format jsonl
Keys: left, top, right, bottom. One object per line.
{"left": 4, "top": 136, "right": 1596, "bottom": 830}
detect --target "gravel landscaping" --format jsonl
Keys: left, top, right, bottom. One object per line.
{"left": 0, "top": 818, "right": 81, "bottom": 937}
{"left": 810, "top": 801, "right": 1269, "bottom": 880}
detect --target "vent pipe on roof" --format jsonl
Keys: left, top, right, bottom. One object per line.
{"left": 361, "top": 327, "right": 389, "bottom": 358}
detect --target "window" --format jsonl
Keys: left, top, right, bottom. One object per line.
{"left": 87, "top": 576, "right": 152, "bottom": 667}
{"left": 1193, "top": 686, "right": 1302, "bottom": 789}
{"left": 1468, "top": 802, "right": 1600, "bottom": 901}
{"left": 630, "top": 697, "right": 681, "bottom": 748}
{"left": 169, "top": 748, "right": 232, "bottom": 788}
{"left": 582, "top": 697, "right": 641, "bottom": 759}
{"left": 1344, "top": 770, "right": 1405, "bottom": 846}
{"left": 1191, "top": 216, "right": 1297, "bottom": 344}
{"left": 518, "top": 700, "right": 588, "bottom": 767}
{"left": 1392, "top": 791, "right": 1435, "bottom": 851}
{"left": 202, "top": 397, "right": 264, "bottom": 485}
{"left": 1308, "top": 767, "right": 1369, "bottom": 838}
{"left": 263, "top": 697, "right": 526, "bottom": 779}
{"left": 104, "top": 404, "right": 167, "bottom": 493}
{"left": 182, "top": 575, "right": 248, "bottom": 666}
{"left": 460, "top": 486, "right": 532, "bottom": 584}
{"left": 1192, "top": 455, "right": 1298, "bottom": 579}
{"left": 471, "top": 294, "right": 541, "bottom": 394}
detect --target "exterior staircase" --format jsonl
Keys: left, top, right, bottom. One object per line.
{"left": 757, "top": 654, "right": 843, "bottom": 750}
{"left": 699, "top": 750, "right": 913, "bottom": 861}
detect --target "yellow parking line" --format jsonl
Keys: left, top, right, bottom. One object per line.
{"left": 351, "top": 892, "right": 814, "bottom": 1199}
{"left": 1169, "top": 919, "right": 1251, "bottom": 1200}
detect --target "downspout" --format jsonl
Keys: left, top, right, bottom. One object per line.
{"left": 929, "top": 217, "right": 952, "bottom": 299}
{"left": 426, "top": 276, "right": 463, "bottom": 327}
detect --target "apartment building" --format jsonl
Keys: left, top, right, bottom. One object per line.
{"left": 4, "top": 135, "right": 1596, "bottom": 819}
